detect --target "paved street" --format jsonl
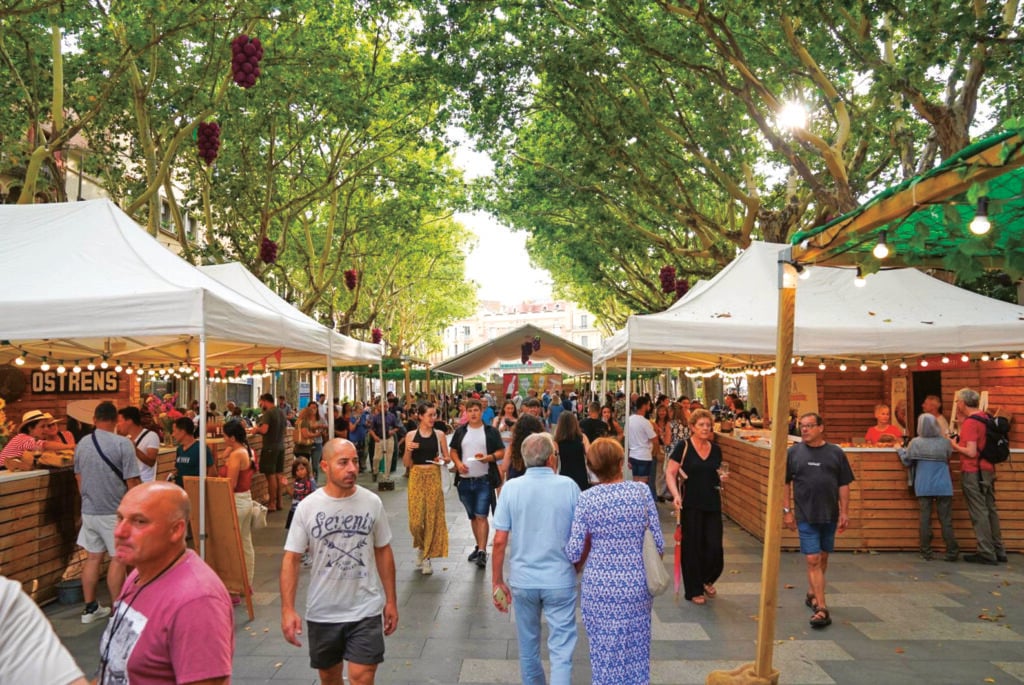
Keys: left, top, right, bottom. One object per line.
{"left": 49, "top": 468, "right": 1024, "bottom": 684}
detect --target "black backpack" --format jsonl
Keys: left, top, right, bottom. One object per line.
{"left": 965, "top": 414, "right": 1011, "bottom": 465}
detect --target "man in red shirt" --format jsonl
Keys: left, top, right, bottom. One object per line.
{"left": 950, "top": 387, "right": 1006, "bottom": 565}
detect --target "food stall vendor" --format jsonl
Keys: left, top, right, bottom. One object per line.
{"left": 0, "top": 410, "right": 75, "bottom": 469}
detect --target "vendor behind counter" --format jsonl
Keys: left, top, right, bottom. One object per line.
{"left": 0, "top": 410, "right": 75, "bottom": 470}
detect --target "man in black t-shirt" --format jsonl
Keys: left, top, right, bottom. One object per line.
{"left": 783, "top": 412, "right": 854, "bottom": 630}
{"left": 578, "top": 402, "right": 608, "bottom": 443}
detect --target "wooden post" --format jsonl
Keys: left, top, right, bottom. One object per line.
{"left": 707, "top": 249, "right": 795, "bottom": 685}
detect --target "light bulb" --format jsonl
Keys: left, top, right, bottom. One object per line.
{"left": 56, "top": 364, "right": 66, "bottom": 374}
{"left": 981, "top": 353, "right": 991, "bottom": 361}
{"left": 941, "top": 356, "right": 950, "bottom": 364}
{"left": 114, "top": 363, "right": 123, "bottom": 373}
{"left": 87, "top": 361, "right": 96, "bottom": 371}
{"left": 14, "top": 354, "right": 25, "bottom": 366}
{"left": 100, "top": 359, "right": 109, "bottom": 369}
{"left": 961, "top": 354, "right": 970, "bottom": 362}
{"left": 899, "top": 360, "right": 908, "bottom": 369}
{"left": 859, "top": 362, "right": 868, "bottom": 372}
{"left": 872, "top": 231, "right": 889, "bottom": 259}
{"left": 40, "top": 360, "right": 50, "bottom": 372}
{"left": 1002, "top": 352, "right": 1010, "bottom": 360}
{"left": 969, "top": 197, "right": 991, "bottom": 235}
{"left": 798, "top": 266, "right": 811, "bottom": 280}
{"left": 839, "top": 363, "right": 848, "bottom": 371}
{"left": 854, "top": 267, "right": 866, "bottom": 288}
{"left": 818, "top": 361, "right": 826, "bottom": 370}
{"left": 796, "top": 357, "right": 805, "bottom": 367}
{"left": 920, "top": 359, "right": 928, "bottom": 367}
{"left": 881, "top": 361, "right": 889, "bottom": 371}
{"left": 72, "top": 364, "right": 82, "bottom": 374}
{"left": 125, "top": 365, "right": 134, "bottom": 375}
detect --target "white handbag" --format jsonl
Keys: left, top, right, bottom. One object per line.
{"left": 643, "top": 528, "right": 669, "bottom": 596}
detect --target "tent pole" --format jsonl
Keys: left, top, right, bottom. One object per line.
{"left": 198, "top": 333, "right": 207, "bottom": 560}
{"left": 601, "top": 362, "right": 607, "bottom": 403}
{"left": 624, "top": 349, "right": 632, "bottom": 456}
{"left": 326, "top": 339, "right": 334, "bottom": 440}
{"left": 379, "top": 352, "right": 387, "bottom": 482}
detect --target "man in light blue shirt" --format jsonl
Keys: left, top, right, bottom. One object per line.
{"left": 492, "top": 433, "right": 580, "bottom": 685}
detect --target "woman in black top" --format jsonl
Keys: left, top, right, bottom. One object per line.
{"left": 553, "top": 411, "right": 591, "bottom": 492}
{"left": 402, "top": 401, "right": 450, "bottom": 575}
{"left": 665, "top": 408, "right": 727, "bottom": 604}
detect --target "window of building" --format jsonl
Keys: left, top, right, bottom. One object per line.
{"left": 462, "top": 325, "right": 471, "bottom": 337}
{"left": 581, "top": 335, "right": 589, "bottom": 347}
{"left": 580, "top": 314, "right": 588, "bottom": 328}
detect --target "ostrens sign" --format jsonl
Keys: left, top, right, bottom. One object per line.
{"left": 31, "top": 370, "right": 121, "bottom": 394}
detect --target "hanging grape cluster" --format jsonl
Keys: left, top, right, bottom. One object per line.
{"left": 344, "top": 269, "right": 359, "bottom": 291}
{"left": 371, "top": 328, "right": 383, "bottom": 344}
{"left": 659, "top": 265, "right": 677, "bottom": 294}
{"left": 259, "top": 237, "right": 278, "bottom": 264}
{"left": 532, "top": 336, "right": 541, "bottom": 352}
{"left": 674, "top": 278, "right": 690, "bottom": 300}
{"left": 521, "top": 341, "right": 533, "bottom": 364}
{"left": 231, "top": 34, "right": 263, "bottom": 88}
{"left": 196, "top": 122, "right": 221, "bottom": 166}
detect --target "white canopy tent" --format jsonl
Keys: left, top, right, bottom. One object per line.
{"left": 0, "top": 199, "right": 382, "bottom": 556}
{"left": 594, "top": 241, "right": 1024, "bottom": 370}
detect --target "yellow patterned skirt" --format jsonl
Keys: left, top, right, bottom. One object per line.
{"left": 408, "top": 465, "right": 449, "bottom": 559}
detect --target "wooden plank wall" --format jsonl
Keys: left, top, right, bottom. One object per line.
{"left": 720, "top": 435, "right": 1024, "bottom": 553}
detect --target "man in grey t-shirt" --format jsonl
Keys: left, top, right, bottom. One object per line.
{"left": 74, "top": 401, "right": 140, "bottom": 624}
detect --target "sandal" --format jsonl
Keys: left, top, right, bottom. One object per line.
{"left": 805, "top": 592, "right": 817, "bottom": 610}
{"left": 689, "top": 595, "right": 707, "bottom": 605}
{"left": 809, "top": 607, "right": 831, "bottom": 629}
{"left": 704, "top": 584, "right": 717, "bottom": 597}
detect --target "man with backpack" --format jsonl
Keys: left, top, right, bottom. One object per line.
{"left": 951, "top": 387, "right": 1008, "bottom": 565}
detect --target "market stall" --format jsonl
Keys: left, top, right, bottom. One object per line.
{"left": 0, "top": 199, "right": 379, "bottom": 602}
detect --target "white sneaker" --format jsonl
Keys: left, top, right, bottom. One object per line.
{"left": 416, "top": 549, "right": 425, "bottom": 565}
{"left": 81, "top": 604, "right": 111, "bottom": 624}
{"left": 420, "top": 558, "right": 433, "bottom": 575}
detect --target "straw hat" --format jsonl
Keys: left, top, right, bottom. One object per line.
{"left": 18, "top": 410, "right": 57, "bottom": 431}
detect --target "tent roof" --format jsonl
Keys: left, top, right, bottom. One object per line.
{"left": 0, "top": 200, "right": 375, "bottom": 370}
{"left": 594, "top": 241, "right": 1024, "bottom": 370}
{"left": 199, "top": 263, "right": 380, "bottom": 365}
{"left": 434, "top": 323, "right": 593, "bottom": 376}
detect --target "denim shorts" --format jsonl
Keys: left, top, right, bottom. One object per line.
{"left": 628, "top": 458, "right": 653, "bottom": 478}
{"left": 797, "top": 520, "right": 838, "bottom": 555}
{"left": 457, "top": 476, "right": 491, "bottom": 519}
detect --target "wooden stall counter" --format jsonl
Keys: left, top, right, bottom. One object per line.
{"left": 716, "top": 431, "right": 1024, "bottom": 553}
{"left": 1, "top": 428, "right": 294, "bottom": 605}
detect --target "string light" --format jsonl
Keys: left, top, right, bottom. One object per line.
{"left": 872, "top": 231, "right": 890, "bottom": 259}
{"left": 56, "top": 362, "right": 66, "bottom": 375}
{"left": 114, "top": 360, "right": 123, "bottom": 373}
{"left": 969, "top": 197, "right": 991, "bottom": 235}
{"left": 125, "top": 363, "right": 134, "bottom": 375}
{"left": 799, "top": 266, "right": 811, "bottom": 280}
{"left": 859, "top": 361, "right": 868, "bottom": 372}
{"left": 920, "top": 359, "right": 928, "bottom": 367}
{"left": 981, "top": 352, "right": 991, "bottom": 361}
{"left": 72, "top": 362, "right": 82, "bottom": 374}
{"left": 880, "top": 360, "right": 889, "bottom": 371}
{"left": 941, "top": 355, "right": 950, "bottom": 364}
{"left": 818, "top": 360, "right": 826, "bottom": 371}
{"left": 961, "top": 354, "right": 970, "bottom": 362}
{"left": 796, "top": 357, "right": 805, "bottom": 367}
{"left": 854, "top": 267, "right": 866, "bottom": 288}
{"left": 1002, "top": 352, "right": 1010, "bottom": 360}
{"left": 14, "top": 352, "right": 25, "bottom": 366}
{"left": 87, "top": 361, "right": 96, "bottom": 371}
{"left": 839, "top": 363, "right": 848, "bottom": 371}
{"left": 100, "top": 357, "right": 109, "bottom": 369}
{"left": 40, "top": 357, "right": 50, "bottom": 372}
{"left": 899, "top": 359, "right": 908, "bottom": 369}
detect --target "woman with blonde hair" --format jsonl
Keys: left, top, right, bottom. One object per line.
{"left": 566, "top": 438, "right": 662, "bottom": 684}
{"left": 403, "top": 401, "right": 450, "bottom": 575}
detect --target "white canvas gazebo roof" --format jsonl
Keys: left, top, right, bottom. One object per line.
{"left": 434, "top": 323, "right": 593, "bottom": 376}
{"left": 0, "top": 200, "right": 377, "bottom": 370}
{"left": 594, "top": 241, "right": 1024, "bottom": 370}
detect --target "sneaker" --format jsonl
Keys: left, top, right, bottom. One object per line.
{"left": 963, "top": 554, "right": 998, "bottom": 565}
{"left": 475, "top": 551, "right": 487, "bottom": 569}
{"left": 468, "top": 547, "right": 481, "bottom": 562}
{"left": 371, "top": 472, "right": 378, "bottom": 482}
{"left": 81, "top": 604, "right": 111, "bottom": 624}
{"left": 421, "top": 558, "right": 433, "bottom": 575}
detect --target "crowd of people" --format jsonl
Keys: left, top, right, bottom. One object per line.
{"left": 4, "top": 383, "right": 1011, "bottom": 684}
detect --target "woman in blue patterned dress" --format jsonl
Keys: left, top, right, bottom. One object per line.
{"left": 565, "top": 437, "right": 664, "bottom": 684}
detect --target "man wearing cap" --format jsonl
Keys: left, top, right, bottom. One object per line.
{"left": 74, "top": 401, "right": 141, "bottom": 623}
{"left": 0, "top": 410, "right": 71, "bottom": 469}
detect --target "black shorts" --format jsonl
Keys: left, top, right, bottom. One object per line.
{"left": 307, "top": 615, "right": 385, "bottom": 669}
{"left": 259, "top": 446, "right": 285, "bottom": 475}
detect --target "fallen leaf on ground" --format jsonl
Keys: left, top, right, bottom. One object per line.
{"left": 784, "top": 583, "right": 795, "bottom": 589}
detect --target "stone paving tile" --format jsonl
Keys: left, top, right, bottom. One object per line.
{"left": 44, "top": 466, "right": 1024, "bottom": 684}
